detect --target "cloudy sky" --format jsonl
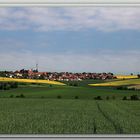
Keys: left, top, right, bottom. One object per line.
{"left": 0, "top": 7, "right": 140, "bottom": 74}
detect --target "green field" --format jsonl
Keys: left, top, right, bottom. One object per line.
{"left": 0, "top": 79, "right": 139, "bottom": 99}
{"left": 0, "top": 99, "right": 139, "bottom": 134}
{"left": 0, "top": 79, "right": 140, "bottom": 134}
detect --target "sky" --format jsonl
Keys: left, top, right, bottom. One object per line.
{"left": 0, "top": 7, "right": 140, "bottom": 74}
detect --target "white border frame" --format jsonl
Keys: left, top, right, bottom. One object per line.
{"left": 1, "top": 0, "right": 140, "bottom": 4}
{"left": 1, "top": 0, "right": 140, "bottom": 6}
{"left": 0, "top": 1, "right": 140, "bottom": 138}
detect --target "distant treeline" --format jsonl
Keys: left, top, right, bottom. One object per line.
{"left": 0, "top": 82, "right": 18, "bottom": 90}
{"left": 116, "top": 86, "right": 140, "bottom": 91}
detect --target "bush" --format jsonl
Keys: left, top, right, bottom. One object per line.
{"left": 32, "top": 83, "right": 37, "bottom": 85}
{"left": 69, "top": 83, "right": 73, "bottom": 86}
{"left": 75, "top": 96, "right": 79, "bottom": 99}
{"left": 130, "top": 95, "right": 139, "bottom": 100}
{"left": 10, "top": 82, "right": 18, "bottom": 88}
{"left": 112, "top": 96, "right": 116, "bottom": 100}
{"left": 94, "top": 96, "right": 103, "bottom": 100}
{"left": 122, "top": 96, "right": 127, "bottom": 100}
{"left": 128, "top": 88, "right": 135, "bottom": 91}
{"left": 0, "top": 82, "right": 18, "bottom": 90}
{"left": 57, "top": 95, "right": 61, "bottom": 99}
{"left": 10, "top": 95, "right": 14, "bottom": 98}
{"left": 73, "top": 83, "right": 78, "bottom": 87}
{"left": 117, "top": 86, "right": 127, "bottom": 90}
{"left": 16, "top": 94, "right": 25, "bottom": 98}
{"left": 0, "top": 83, "right": 4, "bottom": 90}
{"left": 16, "top": 95, "right": 20, "bottom": 98}
{"left": 20, "top": 94, "right": 25, "bottom": 98}
{"left": 106, "top": 96, "right": 109, "bottom": 100}
{"left": 3, "top": 83, "right": 10, "bottom": 90}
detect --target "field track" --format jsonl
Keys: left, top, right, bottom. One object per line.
{"left": 0, "top": 99, "right": 139, "bottom": 134}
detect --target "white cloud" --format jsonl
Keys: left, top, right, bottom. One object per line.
{"left": 0, "top": 7, "right": 140, "bottom": 73}
{"left": 0, "top": 50, "right": 139, "bottom": 73}
{"left": 0, "top": 7, "right": 140, "bottom": 31}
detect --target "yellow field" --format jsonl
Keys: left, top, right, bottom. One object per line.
{"left": 116, "top": 75, "right": 138, "bottom": 79}
{"left": 0, "top": 77, "right": 66, "bottom": 86}
{"left": 89, "top": 79, "right": 140, "bottom": 87}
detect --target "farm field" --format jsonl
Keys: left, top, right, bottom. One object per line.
{"left": 0, "top": 99, "right": 139, "bottom": 134}
{"left": 0, "top": 77, "right": 66, "bottom": 86}
{"left": 116, "top": 75, "right": 138, "bottom": 79}
{"left": 89, "top": 78, "right": 140, "bottom": 87}
{"left": 0, "top": 82, "right": 140, "bottom": 99}
{"left": 0, "top": 79, "right": 140, "bottom": 134}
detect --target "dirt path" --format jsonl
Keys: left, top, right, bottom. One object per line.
{"left": 96, "top": 101, "right": 124, "bottom": 134}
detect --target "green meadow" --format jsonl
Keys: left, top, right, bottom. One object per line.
{"left": 0, "top": 79, "right": 140, "bottom": 134}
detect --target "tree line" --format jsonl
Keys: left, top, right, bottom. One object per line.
{"left": 0, "top": 82, "right": 18, "bottom": 90}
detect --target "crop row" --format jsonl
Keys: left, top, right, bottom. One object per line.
{"left": 0, "top": 99, "right": 139, "bottom": 134}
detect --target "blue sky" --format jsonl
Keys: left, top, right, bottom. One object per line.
{"left": 0, "top": 7, "right": 140, "bottom": 74}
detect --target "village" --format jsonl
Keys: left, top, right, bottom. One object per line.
{"left": 0, "top": 68, "right": 116, "bottom": 81}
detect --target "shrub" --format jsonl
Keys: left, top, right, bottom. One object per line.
{"left": 0, "top": 82, "right": 18, "bottom": 90}
{"left": 73, "top": 83, "right": 78, "bottom": 87}
{"left": 16, "top": 94, "right": 25, "bottom": 98}
{"left": 0, "top": 83, "right": 3, "bottom": 90}
{"left": 32, "top": 83, "right": 37, "bottom": 85}
{"left": 69, "top": 83, "right": 73, "bottom": 86}
{"left": 122, "top": 96, "right": 127, "bottom": 100}
{"left": 94, "top": 96, "right": 103, "bottom": 100}
{"left": 75, "top": 96, "right": 79, "bottom": 99}
{"left": 106, "top": 96, "right": 109, "bottom": 100}
{"left": 57, "top": 95, "right": 61, "bottom": 99}
{"left": 112, "top": 96, "right": 116, "bottom": 100}
{"left": 10, "top": 82, "right": 18, "bottom": 88}
{"left": 128, "top": 88, "right": 135, "bottom": 91}
{"left": 20, "top": 94, "right": 25, "bottom": 98}
{"left": 130, "top": 95, "right": 139, "bottom": 100}
{"left": 117, "top": 86, "right": 127, "bottom": 90}
{"left": 4, "top": 83, "right": 10, "bottom": 90}
{"left": 10, "top": 95, "right": 14, "bottom": 98}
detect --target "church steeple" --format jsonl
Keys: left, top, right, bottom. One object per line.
{"left": 36, "top": 63, "right": 38, "bottom": 72}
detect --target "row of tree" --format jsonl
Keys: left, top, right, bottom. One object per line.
{"left": 0, "top": 82, "right": 18, "bottom": 90}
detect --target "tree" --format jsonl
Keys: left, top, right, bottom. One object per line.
{"left": 3, "top": 83, "right": 10, "bottom": 90}
{"left": 94, "top": 96, "right": 103, "bottom": 100}
{"left": 106, "top": 96, "right": 109, "bottom": 100}
{"left": 130, "top": 95, "right": 139, "bottom": 100}
{"left": 39, "top": 74, "right": 45, "bottom": 80}
{"left": 137, "top": 74, "right": 140, "bottom": 78}
{"left": 22, "top": 73, "right": 28, "bottom": 79}
{"left": 122, "top": 96, "right": 127, "bottom": 100}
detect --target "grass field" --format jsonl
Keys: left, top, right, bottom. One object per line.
{"left": 0, "top": 99, "right": 139, "bottom": 134}
{"left": 0, "top": 82, "right": 140, "bottom": 99}
{"left": 0, "top": 78, "right": 140, "bottom": 134}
